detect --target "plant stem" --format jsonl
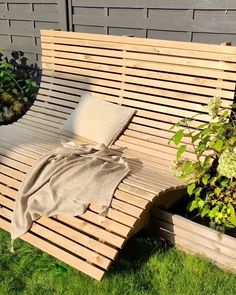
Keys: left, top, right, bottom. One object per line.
{"left": 186, "top": 123, "right": 202, "bottom": 167}
{"left": 7, "top": 72, "right": 24, "bottom": 94}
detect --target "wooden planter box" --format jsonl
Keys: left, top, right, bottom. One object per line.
{"left": 152, "top": 207, "right": 236, "bottom": 273}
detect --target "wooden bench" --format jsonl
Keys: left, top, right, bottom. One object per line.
{"left": 0, "top": 30, "right": 236, "bottom": 280}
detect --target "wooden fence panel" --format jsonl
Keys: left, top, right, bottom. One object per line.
{"left": 1, "top": 1, "right": 236, "bottom": 74}
{"left": 0, "top": 0, "right": 67, "bottom": 65}
{"left": 71, "top": 0, "right": 236, "bottom": 45}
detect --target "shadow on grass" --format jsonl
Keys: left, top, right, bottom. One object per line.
{"left": 109, "top": 229, "right": 169, "bottom": 274}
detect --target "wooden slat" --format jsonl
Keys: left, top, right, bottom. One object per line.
{"left": 114, "top": 190, "right": 149, "bottom": 209}
{"left": 154, "top": 209, "right": 236, "bottom": 248}
{"left": 0, "top": 139, "right": 174, "bottom": 199}
{"left": 0, "top": 169, "right": 139, "bottom": 233}
{"left": 0, "top": 178, "right": 130, "bottom": 242}
{"left": 124, "top": 129, "right": 193, "bottom": 151}
{"left": 0, "top": 164, "right": 25, "bottom": 181}
{"left": 0, "top": 155, "right": 30, "bottom": 173}
{"left": 20, "top": 113, "right": 63, "bottom": 129}
{"left": 26, "top": 109, "right": 65, "bottom": 124}
{"left": 40, "top": 74, "right": 233, "bottom": 107}
{"left": 40, "top": 36, "right": 236, "bottom": 64}
{"left": 2, "top": 141, "right": 142, "bottom": 238}
{"left": 0, "top": 214, "right": 105, "bottom": 281}
{"left": 0, "top": 129, "right": 55, "bottom": 154}
{"left": 37, "top": 94, "right": 78, "bottom": 108}
{"left": 19, "top": 118, "right": 62, "bottom": 135}
{"left": 41, "top": 41, "right": 236, "bottom": 71}
{"left": 155, "top": 218, "right": 236, "bottom": 259}
{"left": 0, "top": 141, "right": 41, "bottom": 160}
{"left": 0, "top": 146, "right": 37, "bottom": 166}
{"left": 55, "top": 214, "right": 125, "bottom": 248}
{"left": 0, "top": 195, "right": 112, "bottom": 269}
{"left": 0, "top": 184, "right": 17, "bottom": 198}
{"left": 42, "top": 49, "right": 123, "bottom": 70}
{"left": 119, "top": 135, "right": 195, "bottom": 158}
{"left": 40, "top": 30, "right": 236, "bottom": 55}
{"left": 42, "top": 67, "right": 235, "bottom": 93}
{"left": 42, "top": 55, "right": 236, "bottom": 82}
{"left": 2, "top": 196, "right": 117, "bottom": 260}
{"left": 41, "top": 59, "right": 236, "bottom": 103}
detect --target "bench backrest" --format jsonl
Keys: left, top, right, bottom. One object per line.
{"left": 36, "top": 30, "right": 236, "bottom": 163}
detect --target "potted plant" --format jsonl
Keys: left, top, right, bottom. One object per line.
{"left": 152, "top": 97, "right": 236, "bottom": 272}
{"left": 0, "top": 50, "right": 38, "bottom": 125}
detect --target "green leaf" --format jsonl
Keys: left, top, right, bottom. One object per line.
{"left": 177, "top": 145, "right": 186, "bottom": 161}
{"left": 209, "top": 176, "right": 218, "bottom": 186}
{"left": 197, "top": 143, "right": 207, "bottom": 155}
{"left": 193, "top": 187, "right": 203, "bottom": 198}
{"left": 187, "top": 199, "right": 199, "bottom": 212}
{"left": 197, "top": 123, "right": 208, "bottom": 130}
{"left": 209, "top": 139, "right": 216, "bottom": 148}
{"left": 25, "top": 79, "right": 31, "bottom": 84}
{"left": 209, "top": 205, "right": 220, "bottom": 218}
{"left": 31, "top": 81, "right": 37, "bottom": 87}
{"left": 192, "top": 132, "right": 201, "bottom": 143}
{"left": 201, "top": 205, "right": 210, "bottom": 217}
{"left": 182, "top": 161, "right": 193, "bottom": 177}
{"left": 228, "top": 137, "right": 236, "bottom": 146}
{"left": 202, "top": 174, "right": 210, "bottom": 185}
{"left": 171, "top": 129, "right": 184, "bottom": 146}
{"left": 203, "top": 156, "right": 212, "bottom": 168}
{"left": 198, "top": 199, "right": 205, "bottom": 209}
{"left": 187, "top": 183, "right": 195, "bottom": 196}
{"left": 228, "top": 204, "right": 236, "bottom": 226}
{"left": 214, "top": 139, "right": 224, "bottom": 152}
{"left": 214, "top": 187, "right": 222, "bottom": 197}
{"left": 221, "top": 179, "right": 229, "bottom": 188}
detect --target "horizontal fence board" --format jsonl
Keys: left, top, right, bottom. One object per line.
{"left": 3, "top": 1, "right": 236, "bottom": 65}
{"left": 0, "top": 1, "right": 58, "bottom": 3}
{"left": 72, "top": 0, "right": 236, "bottom": 9}
{"left": 71, "top": 1, "right": 236, "bottom": 45}
{"left": 0, "top": 0, "right": 65, "bottom": 64}
{"left": 73, "top": 15, "right": 236, "bottom": 34}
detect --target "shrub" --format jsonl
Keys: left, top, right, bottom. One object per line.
{"left": 0, "top": 50, "right": 38, "bottom": 124}
{"left": 170, "top": 97, "right": 236, "bottom": 230}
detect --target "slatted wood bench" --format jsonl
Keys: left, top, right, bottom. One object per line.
{"left": 1, "top": 30, "right": 236, "bottom": 280}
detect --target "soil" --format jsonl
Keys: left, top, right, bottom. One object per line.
{"left": 169, "top": 195, "right": 236, "bottom": 238}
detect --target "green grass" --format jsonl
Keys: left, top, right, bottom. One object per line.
{"left": 0, "top": 229, "right": 236, "bottom": 295}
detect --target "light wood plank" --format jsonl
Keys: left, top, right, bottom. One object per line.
{"left": 0, "top": 216, "right": 105, "bottom": 280}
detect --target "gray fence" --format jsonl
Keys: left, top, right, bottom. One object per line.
{"left": 0, "top": 0, "right": 67, "bottom": 64}
{"left": 1, "top": 0, "right": 236, "bottom": 65}
{"left": 71, "top": 0, "right": 236, "bottom": 45}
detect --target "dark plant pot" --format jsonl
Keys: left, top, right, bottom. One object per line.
{"left": 152, "top": 192, "right": 236, "bottom": 273}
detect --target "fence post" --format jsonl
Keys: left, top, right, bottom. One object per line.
{"left": 58, "top": 0, "right": 68, "bottom": 31}
{"left": 67, "top": 0, "right": 73, "bottom": 31}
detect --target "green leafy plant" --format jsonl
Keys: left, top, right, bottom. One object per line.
{"left": 170, "top": 97, "right": 236, "bottom": 230}
{"left": 0, "top": 50, "right": 38, "bottom": 124}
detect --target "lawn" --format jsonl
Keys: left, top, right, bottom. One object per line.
{"left": 1, "top": 229, "right": 236, "bottom": 295}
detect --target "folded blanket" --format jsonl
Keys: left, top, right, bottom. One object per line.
{"left": 11, "top": 142, "right": 130, "bottom": 240}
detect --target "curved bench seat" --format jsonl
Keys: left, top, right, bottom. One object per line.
{"left": 1, "top": 30, "right": 236, "bottom": 280}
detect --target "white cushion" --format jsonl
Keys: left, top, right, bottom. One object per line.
{"left": 62, "top": 93, "right": 135, "bottom": 146}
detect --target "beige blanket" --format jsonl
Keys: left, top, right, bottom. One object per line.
{"left": 11, "top": 142, "right": 130, "bottom": 240}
